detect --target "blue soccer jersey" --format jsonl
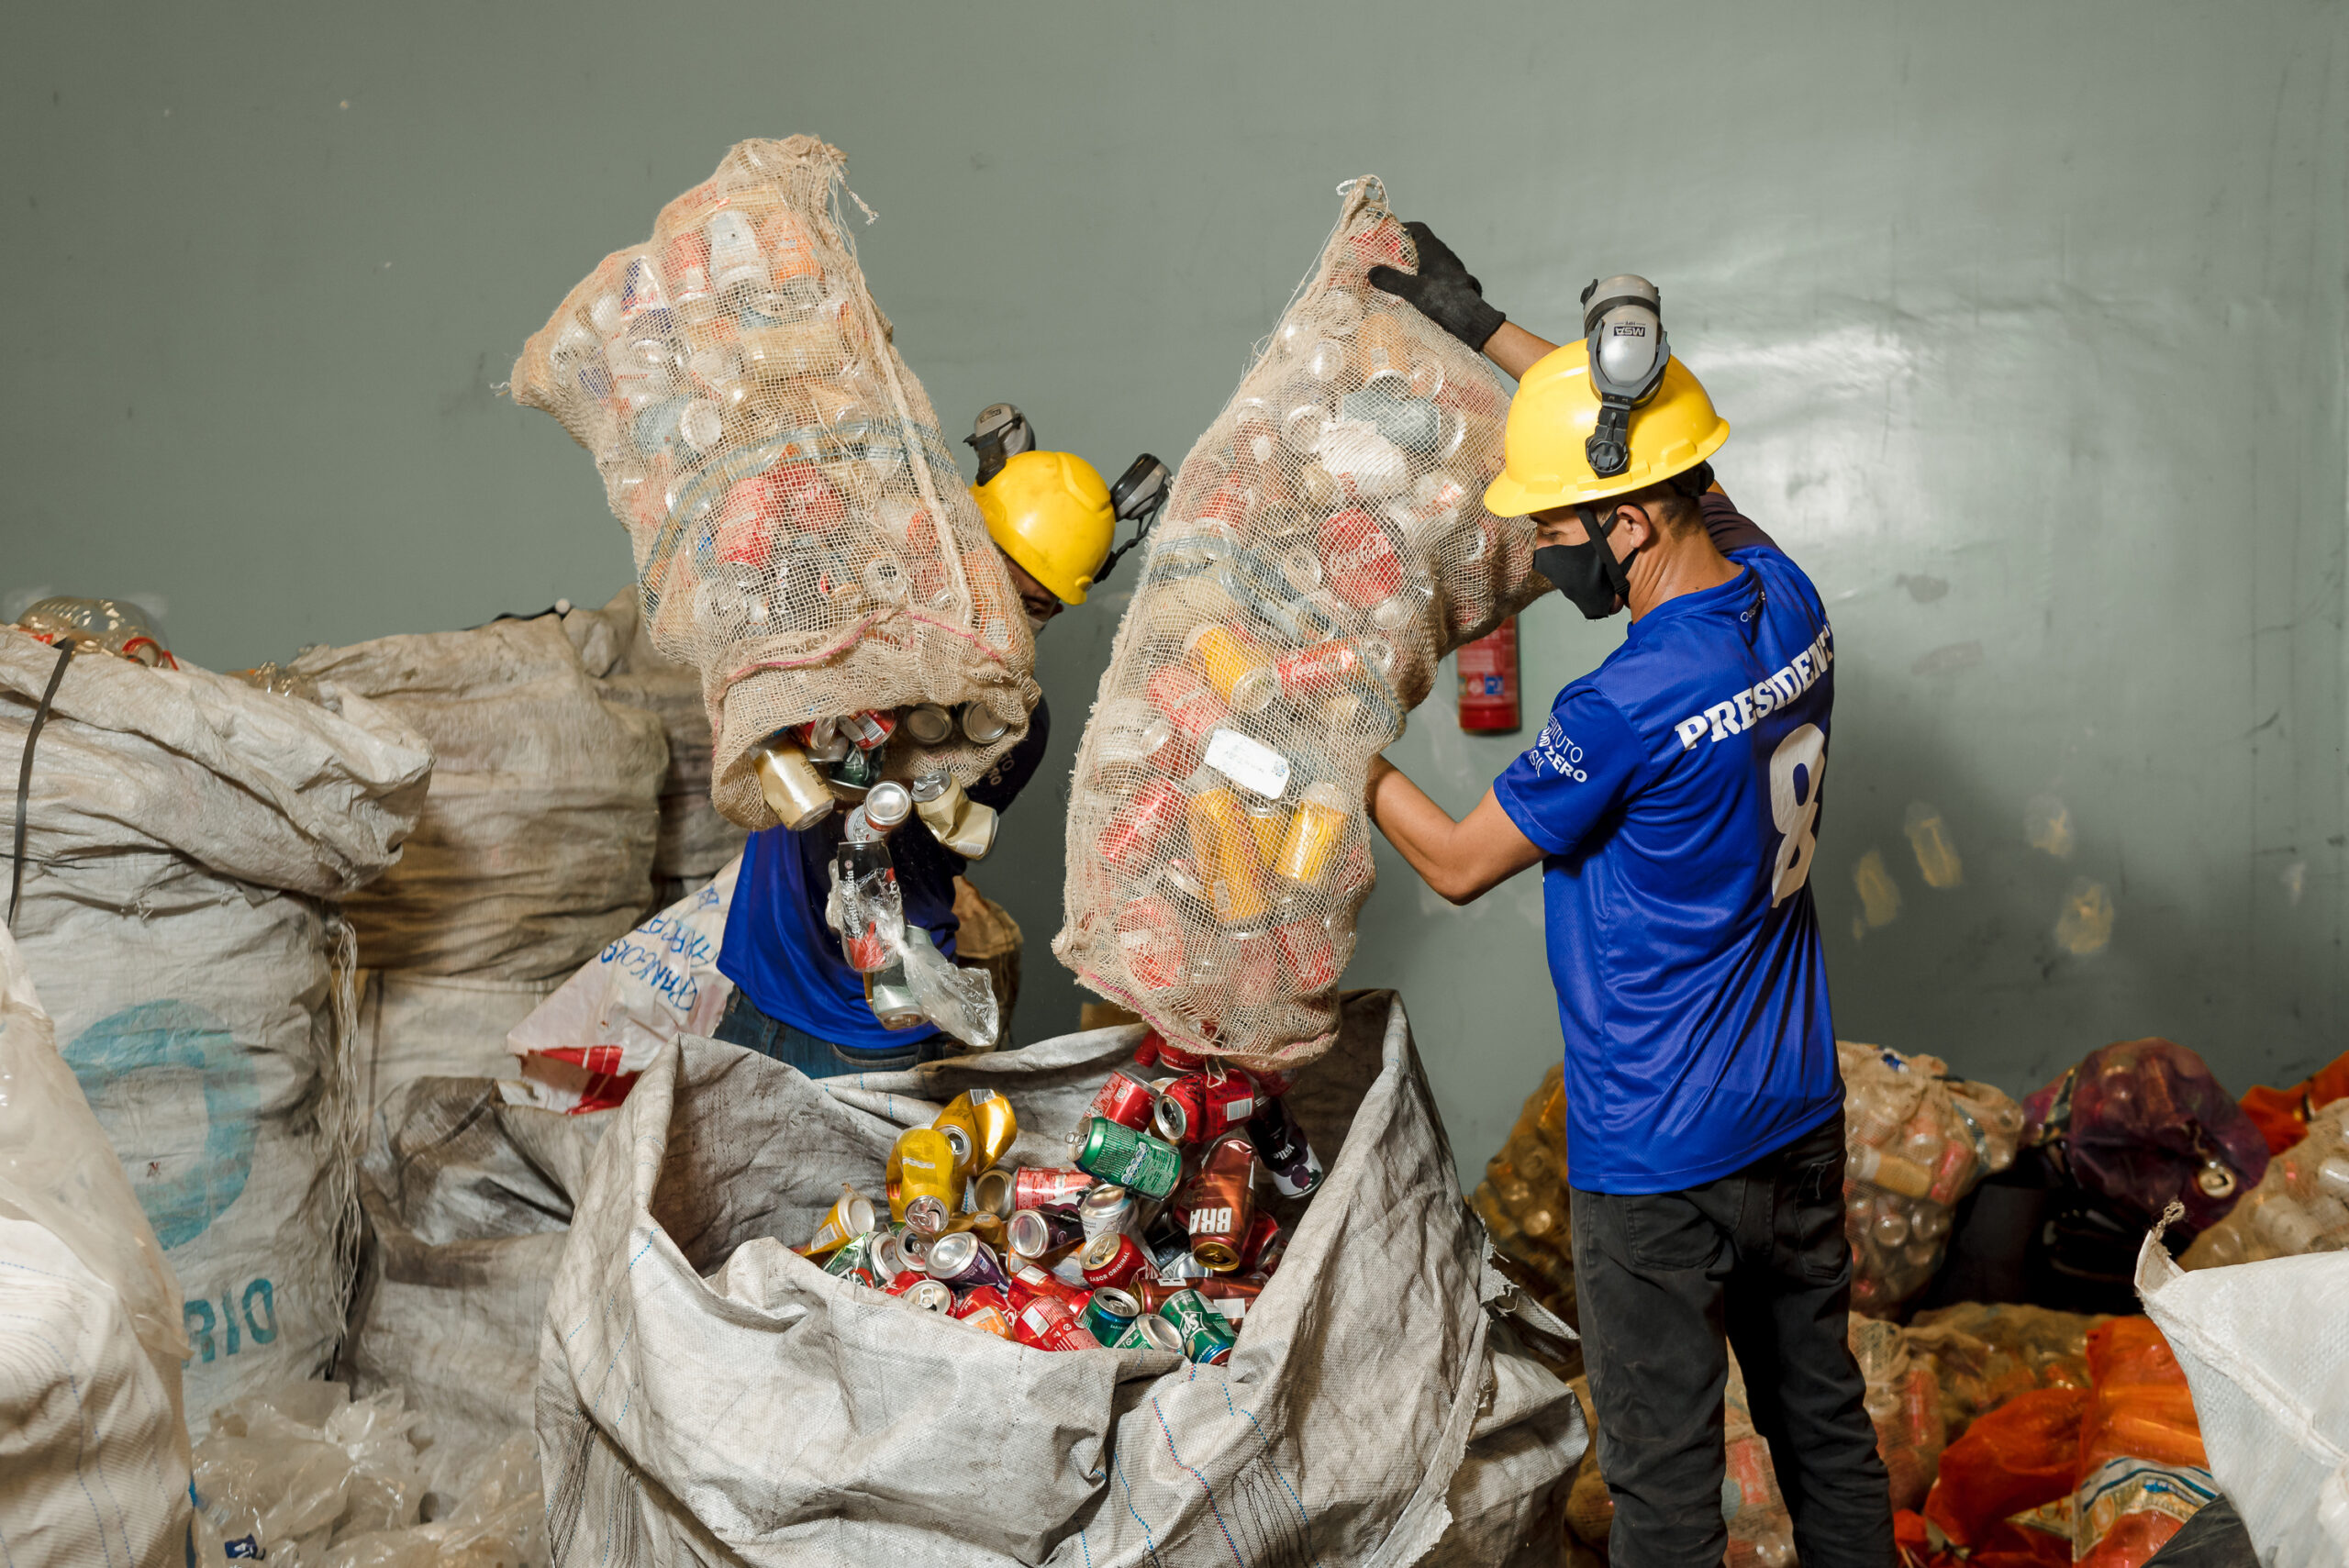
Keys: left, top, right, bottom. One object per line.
{"left": 1492, "top": 497, "right": 1842, "bottom": 1193}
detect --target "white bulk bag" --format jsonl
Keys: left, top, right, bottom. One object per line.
{"left": 536, "top": 991, "right": 1586, "bottom": 1566}
{"left": 1, "top": 630, "right": 431, "bottom": 1429}
{"left": 2138, "top": 1234, "right": 2349, "bottom": 1567}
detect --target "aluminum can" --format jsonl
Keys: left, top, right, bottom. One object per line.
{"left": 1246, "top": 1095, "right": 1325, "bottom": 1198}
{"left": 751, "top": 737, "right": 835, "bottom": 831}
{"left": 1139, "top": 1276, "right": 1264, "bottom": 1316}
{"left": 1010, "top": 1166, "right": 1097, "bottom": 1214}
{"left": 862, "top": 780, "right": 913, "bottom": 832}
{"left": 1097, "top": 777, "right": 1190, "bottom": 878}
{"left": 1116, "top": 895, "right": 1187, "bottom": 992}
{"left": 1008, "top": 1207, "right": 1085, "bottom": 1262}
{"left": 1069, "top": 1116, "right": 1185, "bottom": 1200}
{"left": 1008, "top": 1260, "right": 1089, "bottom": 1307}
{"left": 951, "top": 1285, "right": 1015, "bottom": 1340}
{"left": 1013, "top": 1295, "right": 1101, "bottom": 1352}
{"left": 1273, "top": 907, "right": 1339, "bottom": 990}
{"left": 828, "top": 743, "right": 885, "bottom": 795}
{"left": 1274, "top": 640, "right": 1361, "bottom": 703}
{"left": 906, "top": 1280, "right": 955, "bottom": 1313}
{"left": 1156, "top": 1289, "right": 1238, "bottom": 1365}
{"left": 1153, "top": 1039, "right": 1209, "bottom": 1073}
{"left": 1152, "top": 1073, "right": 1258, "bottom": 1147}
{"left": 1182, "top": 1135, "right": 1258, "bottom": 1273}
{"left": 1274, "top": 781, "right": 1349, "bottom": 887}
{"left": 1229, "top": 924, "right": 1282, "bottom": 1008}
{"left": 891, "top": 1128, "right": 962, "bottom": 1234}
{"left": 1110, "top": 1313, "right": 1186, "bottom": 1353}
{"left": 868, "top": 1230, "right": 912, "bottom": 1281}
{"left": 840, "top": 710, "right": 896, "bottom": 751}
{"left": 884, "top": 1269, "right": 928, "bottom": 1296}
{"left": 1187, "top": 788, "right": 1271, "bottom": 926}
{"left": 923, "top": 1230, "right": 1009, "bottom": 1293}
{"left": 1145, "top": 663, "right": 1230, "bottom": 750}
{"left": 1080, "top": 1230, "right": 1149, "bottom": 1289}
{"left": 1086, "top": 698, "right": 1190, "bottom": 792}
{"left": 1239, "top": 1212, "right": 1284, "bottom": 1274}
{"left": 1240, "top": 797, "right": 1290, "bottom": 869}
{"left": 1088, "top": 1073, "right": 1159, "bottom": 1133}
{"left": 935, "top": 1088, "right": 1019, "bottom": 1174}
{"left": 959, "top": 702, "right": 1011, "bottom": 745}
{"left": 939, "top": 1211, "right": 1008, "bottom": 1252}
{"left": 1083, "top": 1286, "right": 1142, "bottom": 1345}
{"left": 971, "top": 1167, "right": 1017, "bottom": 1218}
{"left": 901, "top": 702, "right": 956, "bottom": 745}
{"left": 1318, "top": 506, "right": 1405, "bottom": 609}
{"left": 1077, "top": 1182, "right": 1137, "bottom": 1241}
{"left": 1185, "top": 624, "right": 1278, "bottom": 716}
{"left": 821, "top": 1233, "right": 880, "bottom": 1287}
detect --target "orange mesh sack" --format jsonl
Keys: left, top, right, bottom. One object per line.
{"left": 1053, "top": 179, "right": 1539, "bottom": 1065}
{"left": 511, "top": 137, "right": 1039, "bottom": 831}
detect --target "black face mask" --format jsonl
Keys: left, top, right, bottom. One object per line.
{"left": 1533, "top": 506, "right": 1634, "bottom": 620}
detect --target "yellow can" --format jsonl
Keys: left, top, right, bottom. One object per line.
{"left": 1187, "top": 787, "right": 1270, "bottom": 926}
{"left": 891, "top": 1127, "right": 961, "bottom": 1234}
{"left": 1184, "top": 624, "right": 1277, "bottom": 715}
{"left": 1274, "top": 781, "right": 1349, "bottom": 887}
{"left": 1241, "top": 797, "right": 1290, "bottom": 868}
{"left": 941, "top": 1088, "right": 1019, "bottom": 1170}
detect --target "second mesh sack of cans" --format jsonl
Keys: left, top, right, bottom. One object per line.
{"left": 511, "top": 136, "right": 1040, "bottom": 834}
{"left": 1054, "top": 177, "right": 1543, "bottom": 1067}
{"left": 1840, "top": 1040, "right": 2024, "bottom": 1315}
{"left": 796, "top": 1031, "right": 1324, "bottom": 1362}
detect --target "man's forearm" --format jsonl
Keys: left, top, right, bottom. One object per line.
{"left": 1364, "top": 758, "right": 1544, "bottom": 906}
{"left": 1482, "top": 321, "right": 1558, "bottom": 381}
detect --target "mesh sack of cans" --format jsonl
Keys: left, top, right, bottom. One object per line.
{"left": 538, "top": 995, "right": 1587, "bottom": 1565}
{"left": 799, "top": 1029, "right": 1325, "bottom": 1358}
{"left": 2179, "top": 1096, "right": 2349, "bottom": 1266}
{"left": 1053, "top": 177, "right": 1542, "bottom": 1065}
{"left": 1840, "top": 1040, "right": 2024, "bottom": 1316}
{"left": 511, "top": 135, "right": 1041, "bottom": 835}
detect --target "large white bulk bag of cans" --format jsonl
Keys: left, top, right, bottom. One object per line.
{"left": 2137, "top": 1231, "right": 2349, "bottom": 1568}
{"left": 344, "top": 1074, "right": 607, "bottom": 1499}
{"left": 289, "top": 611, "right": 669, "bottom": 981}
{"left": 510, "top": 135, "right": 1041, "bottom": 832}
{"left": 536, "top": 991, "right": 1586, "bottom": 1567}
{"left": 1053, "top": 179, "right": 1541, "bottom": 1067}
{"left": 0, "top": 927, "right": 195, "bottom": 1568}
{"left": 0, "top": 629, "right": 431, "bottom": 1432}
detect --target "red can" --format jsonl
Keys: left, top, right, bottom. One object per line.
{"left": 1135, "top": 1275, "right": 1264, "bottom": 1315}
{"left": 1080, "top": 1231, "right": 1150, "bottom": 1290}
{"left": 1154, "top": 1039, "right": 1209, "bottom": 1073}
{"left": 1097, "top": 778, "right": 1190, "bottom": 877}
{"left": 1319, "top": 507, "right": 1404, "bottom": 609}
{"left": 1146, "top": 663, "right": 1230, "bottom": 748}
{"left": 1153, "top": 1072, "right": 1258, "bottom": 1146}
{"left": 1133, "top": 1029, "right": 1163, "bottom": 1070}
{"left": 1238, "top": 1212, "right": 1283, "bottom": 1273}
{"left": 1010, "top": 1167, "right": 1097, "bottom": 1214}
{"left": 1008, "top": 1260, "right": 1090, "bottom": 1307}
{"left": 1456, "top": 617, "right": 1520, "bottom": 733}
{"left": 951, "top": 1285, "right": 1015, "bottom": 1340}
{"left": 1231, "top": 928, "right": 1282, "bottom": 1008}
{"left": 1089, "top": 1070, "right": 1160, "bottom": 1132}
{"left": 1275, "top": 641, "right": 1361, "bottom": 701}
{"left": 1273, "top": 912, "right": 1339, "bottom": 990}
{"left": 1014, "top": 1295, "right": 1102, "bottom": 1352}
{"left": 1116, "top": 895, "right": 1187, "bottom": 993}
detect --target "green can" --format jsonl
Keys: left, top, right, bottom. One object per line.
{"left": 829, "top": 745, "right": 885, "bottom": 793}
{"left": 1070, "top": 1116, "right": 1184, "bottom": 1200}
{"left": 1157, "top": 1288, "right": 1238, "bottom": 1365}
{"left": 1111, "top": 1313, "right": 1186, "bottom": 1353}
{"left": 822, "top": 1231, "right": 877, "bottom": 1284}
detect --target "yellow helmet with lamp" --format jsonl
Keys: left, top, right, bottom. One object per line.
{"left": 965, "top": 404, "right": 1170, "bottom": 606}
{"left": 1482, "top": 275, "right": 1730, "bottom": 518}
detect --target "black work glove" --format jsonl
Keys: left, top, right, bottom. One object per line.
{"left": 1366, "top": 221, "right": 1506, "bottom": 352}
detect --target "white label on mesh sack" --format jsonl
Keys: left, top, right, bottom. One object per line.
{"left": 1204, "top": 728, "right": 1290, "bottom": 800}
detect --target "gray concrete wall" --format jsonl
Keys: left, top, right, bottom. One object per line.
{"left": 6, "top": 2, "right": 2343, "bottom": 1184}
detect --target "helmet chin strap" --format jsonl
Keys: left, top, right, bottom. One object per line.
{"left": 1575, "top": 503, "right": 1638, "bottom": 600}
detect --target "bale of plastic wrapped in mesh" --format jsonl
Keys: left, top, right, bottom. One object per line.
{"left": 1054, "top": 177, "right": 1542, "bottom": 1069}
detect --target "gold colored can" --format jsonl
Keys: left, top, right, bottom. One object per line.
{"left": 1241, "top": 797, "right": 1289, "bottom": 868}
{"left": 753, "top": 736, "right": 835, "bottom": 830}
{"left": 1187, "top": 788, "right": 1270, "bottom": 926}
{"left": 1184, "top": 624, "right": 1276, "bottom": 716}
{"left": 891, "top": 1127, "right": 961, "bottom": 1235}
{"left": 935, "top": 1088, "right": 1019, "bottom": 1176}
{"left": 941, "top": 1210, "right": 1008, "bottom": 1251}
{"left": 1274, "top": 781, "right": 1349, "bottom": 887}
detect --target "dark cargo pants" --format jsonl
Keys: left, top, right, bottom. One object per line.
{"left": 1571, "top": 1110, "right": 1894, "bottom": 1568}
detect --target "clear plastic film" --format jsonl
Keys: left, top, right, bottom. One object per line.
{"left": 510, "top": 137, "right": 1039, "bottom": 832}
{"left": 1053, "top": 178, "right": 1542, "bottom": 1067}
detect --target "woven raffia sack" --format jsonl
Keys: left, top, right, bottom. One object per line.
{"left": 1053, "top": 179, "right": 1540, "bottom": 1065}
{"left": 289, "top": 613, "right": 668, "bottom": 981}
{"left": 345, "top": 1075, "right": 606, "bottom": 1506}
{"left": 0, "top": 630, "right": 430, "bottom": 1429}
{"left": 511, "top": 135, "right": 1040, "bottom": 831}
{"left": 537, "top": 993, "right": 1586, "bottom": 1566}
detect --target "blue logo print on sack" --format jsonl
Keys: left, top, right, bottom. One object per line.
{"left": 62, "top": 1001, "right": 259, "bottom": 1249}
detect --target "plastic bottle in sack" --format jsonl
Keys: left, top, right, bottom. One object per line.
{"left": 14, "top": 596, "right": 176, "bottom": 667}
{"left": 832, "top": 840, "right": 905, "bottom": 973}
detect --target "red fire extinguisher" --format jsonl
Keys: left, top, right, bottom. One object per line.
{"left": 1456, "top": 617, "right": 1520, "bottom": 733}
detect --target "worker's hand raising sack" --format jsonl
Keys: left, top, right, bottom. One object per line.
{"left": 1367, "top": 220, "right": 1508, "bottom": 352}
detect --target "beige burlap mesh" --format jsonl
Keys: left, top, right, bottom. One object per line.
{"left": 510, "top": 136, "right": 1038, "bottom": 832}
{"left": 1053, "top": 179, "right": 1542, "bottom": 1066}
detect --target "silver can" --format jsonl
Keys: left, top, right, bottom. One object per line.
{"left": 902, "top": 703, "right": 956, "bottom": 746}
{"left": 960, "top": 702, "right": 1011, "bottom": 745}
{"left": 1078, "top": 1183, "right": 1134, "bottom": 1243}
{"left": 906, "top": 1280, "right": 955, "bottom": 1313}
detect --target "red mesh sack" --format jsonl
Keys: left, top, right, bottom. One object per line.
{"left": 1921, "top": 1385, "right": 2091, "bottom": 1567}
{"left": 2070, "top": 1318, "right": 2214, "bottom": 1568}
{"left": 1052, "top": 178, "right": 1540, "bottom": 1065}
{"left": 511, "top": 137, "right": 1038, "bottom": 831}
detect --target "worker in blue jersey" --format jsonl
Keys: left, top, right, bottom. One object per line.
{"left": 716, "top": 406, "right": 1165, "bottom": 1079}
{"left": 1366, "top": 235, "right": 1891, "bottom": 1568}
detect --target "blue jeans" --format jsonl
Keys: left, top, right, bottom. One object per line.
{"left": 713, "top": 989, "right": 943, "bottom": 1078}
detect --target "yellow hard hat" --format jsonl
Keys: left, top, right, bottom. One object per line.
{"left": 971, "top": 449, "right": 1116, "bottom": 605}
{"left": 1482, "top": 339, "right": 1731, "bottom": 517}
